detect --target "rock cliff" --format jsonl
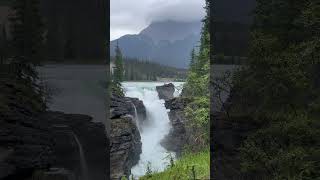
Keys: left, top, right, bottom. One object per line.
{"left": 0, "top": 70, "right": 108, "bottom": 180}
{"left": 110, "top": 92, "right": 146, "bottom": 179}
{"left": 156, "top": 83, "right": 191, "bottom": 156}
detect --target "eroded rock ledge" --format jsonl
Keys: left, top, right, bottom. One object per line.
{"left": 0, "top": 111, "right": 108, "bottom": 180}
{"left": 156, "top": 83, "right": 191, "bottom": 156}
{"left": 0, "top": 76, "right": 108, "bottom": 180}
{"left": 110, "top": 93, "right": 146, "bottom": 180}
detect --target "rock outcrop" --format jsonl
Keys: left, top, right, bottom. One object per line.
{"left": 0, "top": 111, "right": 108, "bottom": 180}
{"left": 161, "top": 97, "right": 191, "bottom": 155}
{"left": 110, "top": 116, "right": 141, "bottom": 180}
{"left": 111, "top": 93, "right": 147, "bottom": 126}
{"left": 110, "top": 93, "right": 146, "bottom": 179}
{"left": 42, "top": 112, "right": 108, "bottom": 180}
{"left": 0, "top": 72, "right": 108, "bottom": 180}
{"left": 156, "top": 83, "right": 175, "bottom": 100}
{"left": 156, "top": 83, "right": 191, "bottom": 156}
{"left": 128, "top": 97, "right": 147, "bottom": 124}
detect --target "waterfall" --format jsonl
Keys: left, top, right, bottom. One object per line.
{"left": 122, "top": 82, "right": 184, "bottom": 178}
{"left": 71, "top": 132, "right": 89, "bottom": 180}
{"left": 130, "top": 102, "right": 141, "bottom": 132}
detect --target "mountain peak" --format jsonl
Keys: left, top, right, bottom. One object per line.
{"left": 139, "top": 20, "right": 201, "bottom": 44}
{"left": 111, "top": 20, "right": 202, "bottom": 68}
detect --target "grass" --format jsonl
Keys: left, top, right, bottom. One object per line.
{"left": 139, "top": 150, "right": 210, "bottom": 180}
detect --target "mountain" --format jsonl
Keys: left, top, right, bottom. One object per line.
{"left": 110, "top": 20, "right": 202, "bottom": 68}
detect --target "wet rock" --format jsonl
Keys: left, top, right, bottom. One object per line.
{"left": 161, "top": 97, "right": 192, "bottom": 156}
{"left": 111, "top": 93, "right": 146, "bottom": 125}
{"left": 0, "top": 78, "right": 55, "bottom": 180}
{"left": 110, "top": 116, "right": 142, "bottom": 180}
{"left": 128, "top": 97, "right": 147, "bottom": 123}
{"left": 0, "top": 66, "right": 108, "bottom": 180}
{"left": 42, "top": 112, "right": 108, "bottom": 180}
{"left": 110, "top": 93, "right": 145, "bottom": 179}
{"left": 156, "top": 83, "right": 175, "bottom": 100}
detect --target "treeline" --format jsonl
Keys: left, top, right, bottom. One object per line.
{"left": 221, "top": 0, "right": 320, "bottom": 179}
{"left": 0, "top": 0, "right": 47, "bottom": 111}
{"left": 182, "top": 0, "right": 210, "bottom": 150}
{"left": 111, "top": 57, "right": 187, "bottom": 81}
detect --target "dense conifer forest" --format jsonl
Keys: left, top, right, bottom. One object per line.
{"left": 213, "top": 0, "right": 320, "bottom": 179}
{"left": 111, "top": 56, "right": 187, "bottom": 82}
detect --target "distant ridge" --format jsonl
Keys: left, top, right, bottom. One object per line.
{"left": 110, "top": 20, "right": 202, "bottom": 68}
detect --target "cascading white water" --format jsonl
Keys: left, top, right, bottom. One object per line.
{"left": 71, "top": 132, "right": 89, "bottom": 180}
{"left": 131, "top": 102, "right": 141, "bottom": 132}
{"left": 122, "top": 82, "right": 184, "bottom": 178}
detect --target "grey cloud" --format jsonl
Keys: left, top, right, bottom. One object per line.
{"left": 110, "top": 0, "right": 205, "bottom": 40}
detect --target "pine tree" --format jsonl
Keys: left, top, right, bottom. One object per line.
{"left": 114, "top": 41, "right": 124, "bottom": 83}
{"left": 9, "top": 0, "right": 44, "bottom": 66}
{"left": 189, "top": 48, "right": 196, "bottom": 69}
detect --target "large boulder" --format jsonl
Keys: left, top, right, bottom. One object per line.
{"left": 156, "top": 83, "right": 175, "bottom": 100}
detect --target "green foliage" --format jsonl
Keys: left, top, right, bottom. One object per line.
{"left": 182, "top": 0, "right": 210, "bottom": 151}
{"left": 111, "top": 81, "right": 124, "bottom": 97}
{"left": 184, "top": 97, "right": 210, "bottom": 150}
{"left": 240, "top": 115, "right": 320, "bottom": 179}
{"left": 113, "top": 42, "right": 124, "bottom": 83}
{"left": 111, "top": 57, "right": 187, "bottom": 81}
{"left": 228, "top": 0, "right": 320, "bottom": 179}
{"left": 139, "top": 150, "right": 210, "bottom": 180}
{"left": 145, "top": 161, "right": 153, "bottom": 178}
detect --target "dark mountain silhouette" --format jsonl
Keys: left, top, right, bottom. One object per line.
{"left": 110, "top": 20, "right": 202, "bottom": 68}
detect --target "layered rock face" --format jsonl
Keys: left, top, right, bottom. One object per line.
{"left": 0, "top": 71, "right": 108, "bottom": 180}
{"left": 0, "top": 73, "right": 54, "bottom": 180}
{"left": 161, "top": 98, "right": 190, "bottom": 155}
{"left": 110, "top": 117, "right": 141, "bottom": 180}
{"left": 156, "top": 83, "right": 175, "bottom": 100}
{"left": 0, "top": 111, "right": 108, "bottom": 180}
{"left": 110, "top": 93, "right": 146, "bottom": 179}
{"left": 42, "top": 112, "right": 108, "bottom": 180}
{"left": 156, "top": 83, "right": 190, "bottom": 156}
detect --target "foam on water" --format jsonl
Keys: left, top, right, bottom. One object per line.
{"left": 122, "top": 82, "right": 184, "bottom": 178}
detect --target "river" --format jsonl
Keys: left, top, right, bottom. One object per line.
{"left": 122, "top": 82, "right": 184, "bottom": 178}
{"left": 37, "top": 64, "right": 107, "bottom": 126}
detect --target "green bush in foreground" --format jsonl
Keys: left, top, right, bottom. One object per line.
{"left": 139, "top": 150, "right": 210, "bottom": 180}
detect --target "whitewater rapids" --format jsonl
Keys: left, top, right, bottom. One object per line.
{"left": 122, "top": 82, "right": 184, "bottom": 178}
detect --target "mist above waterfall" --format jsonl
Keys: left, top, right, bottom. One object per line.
{"left": 122, "top": 82, "right": 183, "bottom": 178}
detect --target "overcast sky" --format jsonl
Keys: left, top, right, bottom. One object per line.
{"left": 110, "top": 0, "right": 206, "bottom": 41}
